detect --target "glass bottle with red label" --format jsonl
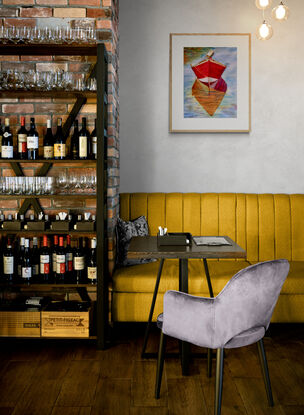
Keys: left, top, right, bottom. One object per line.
{"left": 40, "top": 235, "right": 51, "bottom": 283}
{"left": 56, "top": 236, "right": 66, "bottom": 283}
{"left": 65, "top": 235, "right": 73, "bottom": 283}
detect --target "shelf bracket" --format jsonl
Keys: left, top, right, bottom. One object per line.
{"left": 9, "top": 162, "right": 23, "bottom": 177}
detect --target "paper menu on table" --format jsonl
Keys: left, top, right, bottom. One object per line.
{"left": 193, "top": 236, "right": 232, "bottom": 246}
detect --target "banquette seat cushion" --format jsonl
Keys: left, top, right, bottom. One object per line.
{"left": 112, "top": 193, "right": 304, "bottom": 323}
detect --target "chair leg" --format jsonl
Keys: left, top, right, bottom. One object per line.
{"left": 215, "top": 348, "right": 224, "bottom": 415}
{"left": 207, "top": 348, "right": 212, "bottom": 377}
{"left": 155, "top": 331, "right": 166, "bottom": 399}
{"left": 257, "top": 338, "right": 274, "bottom": 406}
{"left": 214, "top": 349, "right": 224, "bottom": 415}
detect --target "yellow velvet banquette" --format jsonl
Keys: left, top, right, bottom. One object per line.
{"left": 112, "top": 193, "right": 304, "bottom": 323}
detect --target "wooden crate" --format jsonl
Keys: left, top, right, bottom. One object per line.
{"left": 0, "top": 310, "right": 41, "bottom": 337}
{"left": 41, "top": 304, "right": 91, "bottom": 338}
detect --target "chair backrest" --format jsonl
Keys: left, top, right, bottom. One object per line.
{"left": 213, "top": 259, "right": 290, "bottom": 348}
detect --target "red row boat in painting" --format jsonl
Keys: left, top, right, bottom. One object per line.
{"left": 191, "top": 50, "right": 226, "bottom": 91}
{"left": 190, "top": 50, "right": 227, "bottom": 116}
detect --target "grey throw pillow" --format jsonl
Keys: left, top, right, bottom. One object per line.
{"left": 116, "top": 216, "right": 155, "bottom": 266}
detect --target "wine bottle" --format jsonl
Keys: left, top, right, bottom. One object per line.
{"left": 91, "top": 118, "right": 97, "bottom": 160}
{"left": 56, "top": 236, "right": 66, "bottom": 283}
{"left": 70, "top": 119, "right": 79, "bottom": 160}
{"left": 65, "top": 234, "right": 73, "bottom": 282}
{"left": 52, "top": 235, "right": 58, "bottom": 279}
{"left": 1, "top": 118, "right": 14, "bottom": 159}
{"left": 0, "top": 118, "right": 3, "bottom": 158}
{"left": 87, "top": 237, "right": 97, "bottom": 284}
{"left": 3, "top": 237, "right": 14, "bottom": 283}
{"left": 17, "top": 116, "right": 28, "bottom": 160}
{"left": 43, "top": 119, "right": 54, "bottom": 159}
{"left": 40, "top": 235, "right": 51, "bottom": 283}
{"left": 53, "top": 118, "right": 66, "bottom": 160}
{"left": 31, "top": 237, "right": 39, "bottom": 282}
{"left": 79, "top": 117, "right": 90, "bottom": 160}
{"left": 22, "top": 238, "right": 32, "bottom": 283}
{"left": 27, "top": 117, "right": 39, "bottom": 160}
{"left": 73, "top": 237, "right": 85, "bottom": 283}
{"left": 17, "top": 237, "right": 25, "bottom": 281}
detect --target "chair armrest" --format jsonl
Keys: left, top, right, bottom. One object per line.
{"left": 162, "top": 290, "right": 215, "bottom": 349}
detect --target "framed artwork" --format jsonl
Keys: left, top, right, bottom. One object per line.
{"left": 170, "top": 33, "right": 251, "bottom": 133}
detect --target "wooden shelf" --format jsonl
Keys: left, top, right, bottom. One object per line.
{"left": 2, "top": 159, "right": 96, "bottom": 164}
{"left": 0, "top": 336, "right": 97, "bottom": 340}
{"left": 0, "top": 91, "right": 96, "bottom": 99}
{"left": 0, "top": 194, "right": 96, "bottom": 199}
{"left": 0, "top": 230, "right": 96, "bottom": 236}
{"left": 0, "top": 283, "right": 97, "bottom": 289}
{"left": 0, "top": 44, "right": 98, "bottom": 56}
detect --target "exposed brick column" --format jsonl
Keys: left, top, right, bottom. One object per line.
{"left": 0, "top": 0, "right": 120, "bottom": 274}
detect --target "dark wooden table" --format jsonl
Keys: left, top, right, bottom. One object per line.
{"left": 128, "top": 235, "right": 246, "bottom": 375}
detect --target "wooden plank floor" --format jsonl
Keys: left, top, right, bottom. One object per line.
{"left": 0, "top": 323, "right": 303, "bottom": 415}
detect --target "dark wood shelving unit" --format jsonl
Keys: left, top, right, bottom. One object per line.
{"left": 0, "top": 43, "right": 108, "bottom": 349}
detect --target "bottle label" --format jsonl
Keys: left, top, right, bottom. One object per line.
{"left": 22, "top": 267, "right": 32, "bottom": 279}
{"left": 1, "top": 145, "right": 13, "bottom": 158}
{"left": 40, "top": 254, "right": 50, "bottom": 274}
{"left": 56, "top": 255, "right": 66, "bottom": 274}
{"left": 27, "top": 136, "right": 39, "bottom": 150}
{"left": 44, "top": 146, "right": 54, "bottom": 159}
{"left": 54, "top": 143, "right": 66, "bottom": 158}
{"left": 92, "top": 136, "right": 97, "bottom": 157}
{"left": 66, "top": 252, "right": 73, "bottom": 272}
{"left": 87, "top": 267, "right": 97, "bottom": 280}
{"left": 52, "top": 253, "right": 57, "bottom": 272}
{"left": 74, "top": 256, "right": 85, "bottom": 270}
{"left": 3, "top": 256, "right": 14, "bottom": 274}
{"left": 18, "top": 134, "right": 27, "bottom": 153}
{"left": 79, "top": 136, "right": 87, "bottom": 158}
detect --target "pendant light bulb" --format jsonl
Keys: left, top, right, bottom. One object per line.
{"left": 272, "top": 1, "right": 289, "bottom": 21}
{"left": 257, "top": 20, "right": 273, "bottom": 40}
{"left": 255, "top": 0, "right": 272, "bottom": 10}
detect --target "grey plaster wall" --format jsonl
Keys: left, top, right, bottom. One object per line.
{"left": 119, "top": 0, "right": 303, "bottom": 193}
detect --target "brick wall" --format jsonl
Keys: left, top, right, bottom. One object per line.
{"left": 0, "top": 0, "right": 120, "bottom": 273}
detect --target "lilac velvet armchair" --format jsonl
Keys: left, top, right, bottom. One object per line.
{"left": 155, "top": 259, "right": 290, "bottom": 415}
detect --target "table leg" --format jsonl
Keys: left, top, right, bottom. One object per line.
{"left": 141, "top": 258, "right": 165, "bottom": 358}
{"left": 203, "top": 258, "right": 214, "bottom": 298}
{"left": 179, "top": 258, "right": 190, "bottom": 376}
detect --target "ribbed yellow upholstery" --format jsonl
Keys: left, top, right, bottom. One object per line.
{"left": 113, "top": 193, "right": 304, "bottom": 322}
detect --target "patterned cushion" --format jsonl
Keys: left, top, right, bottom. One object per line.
{"left": 116, "top": 216, "right": 155, "bottom": 266}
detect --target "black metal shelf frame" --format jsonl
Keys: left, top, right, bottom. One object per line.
{"left": 0, "top": 43, "right": 108, "bottom": 349}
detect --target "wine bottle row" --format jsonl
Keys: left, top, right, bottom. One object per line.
{"left": 2, "top": 235, "right": 97, "bottom": 285}
{"left": 0, "top": 116, "right": 98, "bottom": 160}
{"left": 0, "top": 212, "right": 96, "bottom": 231}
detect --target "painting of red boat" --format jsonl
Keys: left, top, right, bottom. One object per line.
{"left": 184, "top": 47, "right": 237, "bottom": 118}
